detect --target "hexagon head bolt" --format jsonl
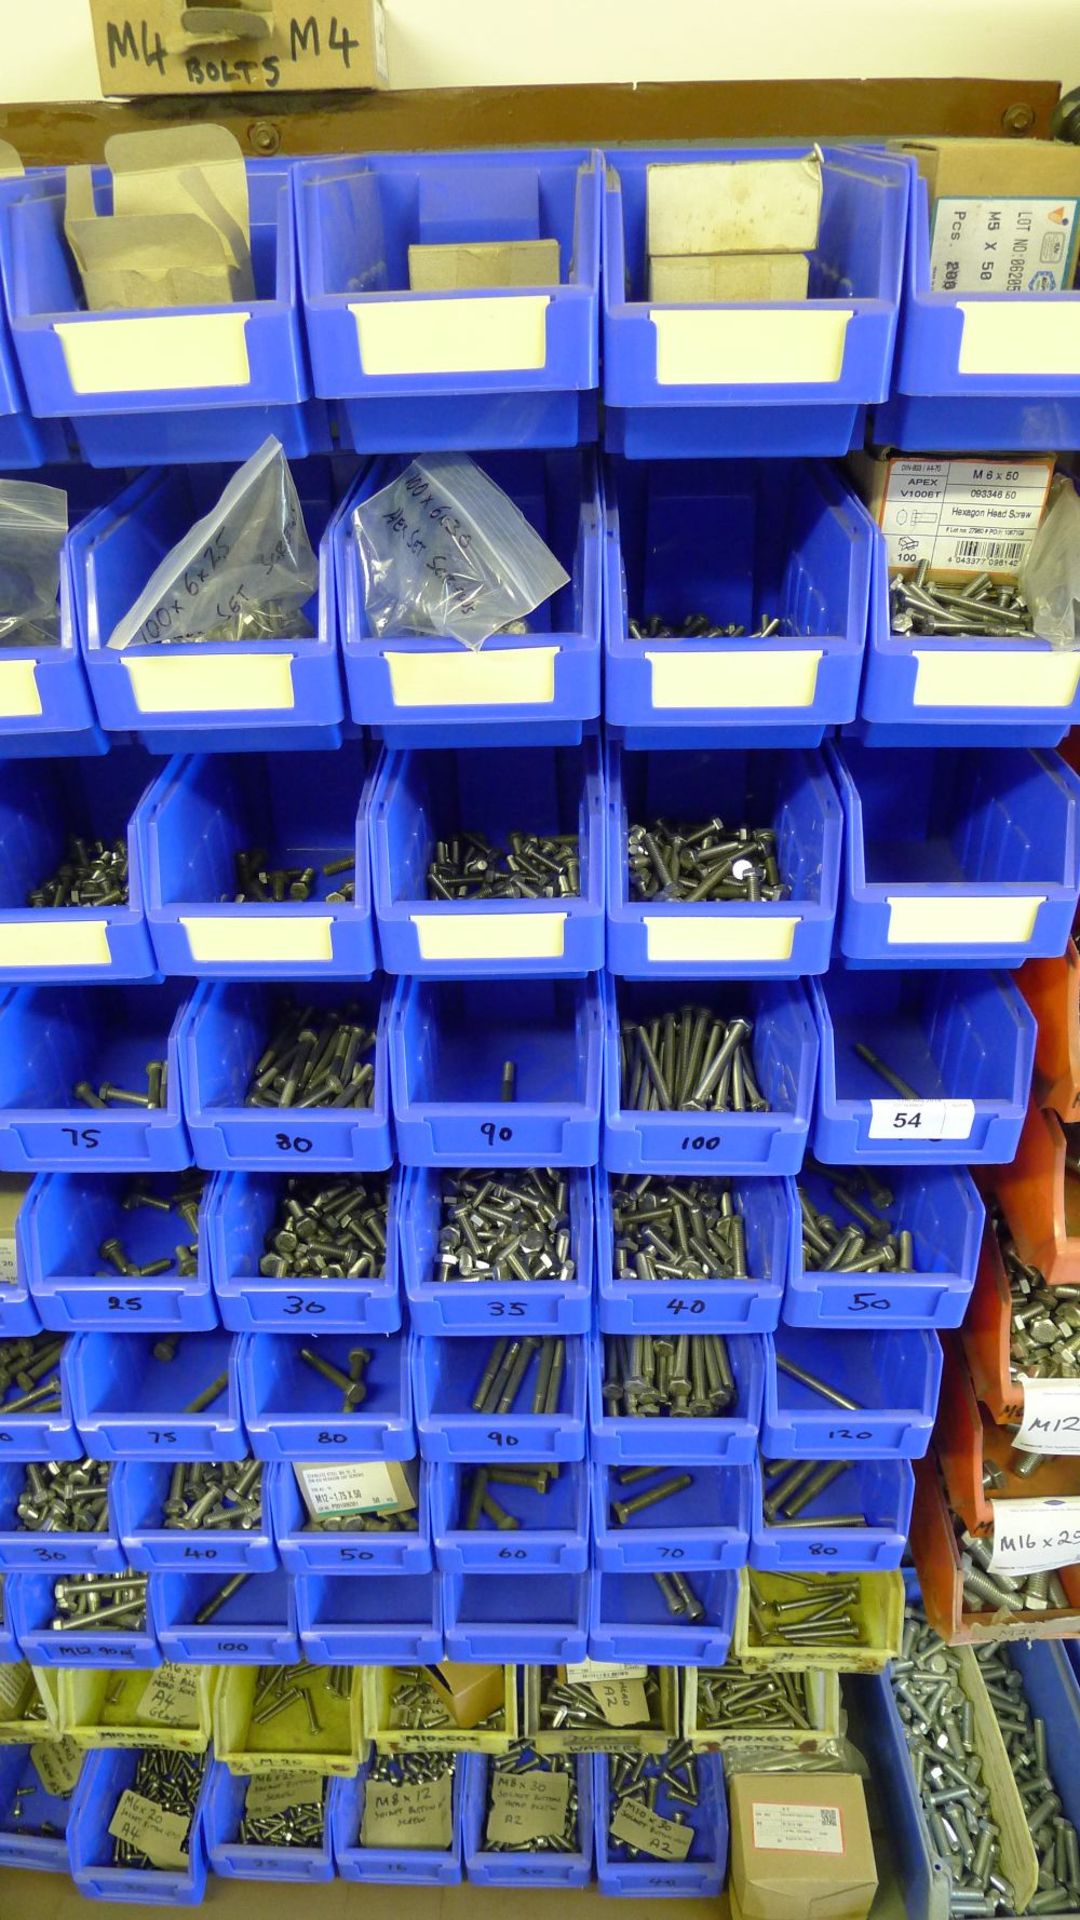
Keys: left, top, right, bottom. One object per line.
{"left": 626, "top": 815, "right": 788, "bottom": 905}
{"left": 194, "top": 1571, "right": 250, "bottom": 1625}
{"left": 427, "top": 830, "right": 581, "bottom": 903}
{"left": 299, "top": 1345, "right": 356, "bottom": 1406}
{"left": 774, "top": 1353, "right": 862, "bottom": 1414}
{"left": 472, "top": 1339, "right": 510, "bottom": 1413}
{"left": 244, "top": 1000, "right": 377, "bottom": 1112}
{"left": 344, "top": 1347, "right": 372, "bottom": 1411}
{"left": 73, "top": 1081, "right": 106, "bottom": 1109}
{"left": 611, "top": 1473, "right": 693, "bottom": 1525}
{"left": 183, "top": 1370, "right": 229, "bottom": 1416}
{"left": 97, "top": 1082, "right": 153, "bottom": 1109}
{"left": 153, "top": 1334, "right": 180, "bottom": 1363}
{"left": 852, "top": 1042, "right": 921, "bottom": 1102}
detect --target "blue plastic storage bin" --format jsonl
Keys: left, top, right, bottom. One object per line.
{"left": 784, "top": 1161, "right": 984, "bottom": 1329}
{"left": 179, "top": 976, "right": 392, "bottom": 1173}
{"left": 7, "top": 1571, "right": 158, "bottom": 1668}
{"left": 0, "top": 1742, "right": 76, "bottom": 1875}
{"left": 268, "top": 1459, "right": 431, "bottom": 1577}
{"left": 296, "top": 1570, "right": 442, "bottom": 1664}
{"left": 208, "top": 1167, "right": 401, "bottom": 1333}
{"left": 856, "top": 531, "right": 1080, "bottom": 749}
{"left": 0, "top": 1457, "right": 124, "bottom": 1572}
{"left": 809, "top": 968, "right": 1036, "bottom": 1165}
{"left": 0, "top": 749, "right": 156, "bottom": 983}
{"left": 239, "top": 1329, "right": 413, "bottom": 1461}
{"left": 829, "top": 741, "right": 1080, "bottom": 967}
{"left": 71, "top": 461, "right": 348, "bottom": 754}
{"left": 593, "top": 1749, "right": 728, "bottom": 1898}
{"left": 604, "top": 457, "right": 873, "bottom": 747}
{"left": 443, "top": 1569, "right": 587, "bottom": 1662}
{"left": 295, "top": 149, "right": 601, "bottom": 451}
{"left": 589, "top": 1332, "right": 763, "bottom": 1466}
{"left": 414, "top": 1333, "right": 586, "bottom": 1463}
{"left": 401, "top": 1164, "right": 593, "bottom": 1336}
{"left": 338, "top": 449, "right": 601, "bottom": 745}
{"left": 333, "top": 1755, "right": 464, "bottom": 1885}
{"left": 602, "top": 143, "right": 909, "bottom": 457}
{"left": 371, "top": 739, "right": 605, "bottom": 977}
{"left": 0, "top": 1334, "right": 79, "bottom": 1460}
{"left": 0, "top": 979, "right": 191, "bottom": 1173}
{"left": 762, "top": 1327, "right": 943, "bottom": 1459}
{"left": 391, "top": 976, "right": 602, "bottom": 1167}
{"left": 151, "top": 1568, "right": 299, "bottom": 1665}
{"left": 463, "top": 1752, "right": 592, "bottom": 1889}
{"left": 112, "top": 1458, "right": 275, "bottom": 1575}
{"left": 597, "top": 1173, "right": 790, "bottom": 1334}
{"left": 0, "top": 465, "right": 116, "bottom": 761}
{"left": 875, "top": 156, "right": 1080, "bottom": 452}
{"left": 68, "top": 1328, "right": 246, "bottom": 1461}
{"left": 0, "top": 162, "right": 311, "bottom": 467}
{"left": 606, "top": 742, "right": 841, "bottom": 980}
{"left": 431, "top": 1459, "right": 588, "bottom": 1573}
{"left": 0, "top": 1578, "right": 14, "bottom": 1661}
{"left": 751, "top": 1454, "right": 915, "bottom": 1572}
{"left": 68, "top": 1746, "right": 212, "bottom": 1905}
{"left": 0, "top": 280, "right": 69, "bottom": 465}
{"left": 591, "top": 1460, "right": 751, "bottom": 1573}
{"left": 138, "top": 745, "right": 376, "bottom": 980}
{"left": 23, "top": 1169, "right": 214, "bottom": 1334}
{"left": 204, "top": 1760, "right": 334, "bottom": 1882}
{"left": 604, "top": 977, "right": 819, "bottom": 1178}
{"left": 590, "top": 1568, "right": 736, "bottom": 1667}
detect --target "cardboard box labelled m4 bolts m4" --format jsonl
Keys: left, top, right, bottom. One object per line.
{"left": 646, "top": 157, "right": 822, "bottom": 258}
{"left": 89, "top": 0, "right": 389, "bottom": 95}
{"left": 729, "top": 1772, "right": 877, "bottom": 1920}
{"left": 903, "top": 138, "right": 1080, "bottom": 294}
{"left": 408, "top": 240, "right": 561, "bottom": 292}
{"left": 649, "top": 253, "right": 810, "bottom": 303}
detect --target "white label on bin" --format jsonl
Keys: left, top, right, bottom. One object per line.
{"left": 54, "top": 312, "right": 252, "bottom": 395}
{"left": 123, "top": 653, "right": 296, "bottom": 714}
{"left": 989, "top": 1496, "right": 1080, "bottom": 1574}
{"left": 0, "top": 920, "right": 111, "bottom": 968}
{"left": 878, "top": 457, "right": 1051, "bottom": 577}
{"left": 411, "top": 911, "right": 566, "bottom": 962}
{"left": 385, "top": 647, "right": 558, "bottom": 708}
{"left": 1015, "top": 1379, "right": 1080, "bottom": 1454}
{"left": 564, "top": 1661, "right": 646, "bottom": 1683}
{"left": 180, "top": 915, "right": 333, "bottom": 964}
{"left": 644, "top": 914, "right": 799, "bottom": 963}
{"left": 912, "top": 647, "right": 1080, "bottom": 710}
{"left": 0, "top": 661, "right": 42, "bottom": 718}
{"left": 885, "top": 895, "right": 1044, "bottom": 947}
{"left": 868, "top": 1099, "right": 974, "bottom": 1141}
{"left": 650, "top": 307, "right": 852, "bottom": 387}
{"left": 751, "top": 1801, "right": 845, "bottom": 1854}
{"left": 351, "top": 295, "right": 550, "bottom": 376}
{"left": 958, "top": 300, "right": 1080, "bottom": 377}
{"left": 646, "top": 648, "right": 822, "bottom": 709}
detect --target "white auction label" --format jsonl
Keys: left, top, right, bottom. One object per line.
{"left": 564, "top": 1662, "right": 647, "bottom": 1684}
{"left": 1014, "top": 1378, "right": 1080, "bottom": 1455}
{"left": 989, "top": 1496, "right": 1080, "bottom": 1575}
{"left": 751, "top": 1802, "right": 845, "bottom": 1855}
{"left": 295, "top": 1461, "right": 414, "bottom": 1520}
{"left": 868, "top": 1099, "right": 974, "bottom": 1142}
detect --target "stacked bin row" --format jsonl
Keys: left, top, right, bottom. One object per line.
{"left": 0, "top": 131, "right": 1079, "bottom": 1905}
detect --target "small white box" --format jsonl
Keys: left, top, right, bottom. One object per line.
{"left": 646, "top": 158, "right": 822, "bottom": 258}
{"left": 649, "top": 253, "right": 810, "bottom": 302}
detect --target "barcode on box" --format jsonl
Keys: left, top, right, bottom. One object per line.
{"left": 953, "top": 539, "right": 1027, "bottom": 569}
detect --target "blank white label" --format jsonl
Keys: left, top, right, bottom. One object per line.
{"left": 868, "top": 1099, "right": 974, "bottom": 1141}
{"left": 989, "top": 1496, "right": 1080, "bottom": 1575}
{"left": 1014, "top": 1379, "right": 1080, "bottom": 1455}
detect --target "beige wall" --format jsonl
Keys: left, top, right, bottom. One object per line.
{"left": 0, "top": 0, "right": 1079, "bottom": 102}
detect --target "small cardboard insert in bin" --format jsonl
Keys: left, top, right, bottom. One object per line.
{"left": 729, "top": 1772, "right": 877, "bottom": 1920}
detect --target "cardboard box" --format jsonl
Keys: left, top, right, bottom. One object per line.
{"left": 89, "top": 0, "right": 388, "bottom": 96}
{"left": 423, "top": 1662, "right": 505, "bottom": 1731}
{"left": 0, "top": 1177, "right": 28, "bottom": 1288}
{"left": 903, "top": 138, "right": 1080, "bottom": 293}
{"left": 408, "top": 239, "right": 561, "bottom": 293}
{"left": 729, "top": 1772, "right": 877, "bottom": 1920}
{"left": 646, "top": 157, "right": 822, "bottom": 258}
{"left": 649, "top": 252, "right": 810, "bottom": 303}
{"left": 848, "top": 447, "right": 1055, "bottom": 580}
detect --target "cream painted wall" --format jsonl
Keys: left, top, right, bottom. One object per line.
{"left": 1, "top": 0, "right": 1079, "bottom": 103}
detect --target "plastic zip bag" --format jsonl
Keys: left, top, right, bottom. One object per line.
{"left": 0, "top": 480, "right": 67, "bottom": 648}
{"left": 1018, "top": 475, "right": 1080, "bottom": 650}
{"left": 108, "top": 437, "right": 317, "bottom": 649}
{"left": 353, "top": 453, "right": 570, "bottom": 651}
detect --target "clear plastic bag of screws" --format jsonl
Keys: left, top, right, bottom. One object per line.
{"left": 108, "top": 438, "right": 318, "bottom": 650}
{"left": 0, "top": 481, "right": 67, "bottom": 649}
{"left": 722, "top": 1737, "right": 869, "bottom": 1778}
{"left": 353, "top": 453, "right": 569, "bottom": 651}
{"left": 1018, "top": 475, "right": 1080, "bottom": 649}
